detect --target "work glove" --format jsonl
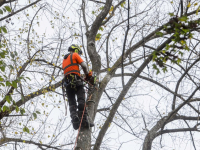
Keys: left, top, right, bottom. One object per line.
{"left": 85, "top": 71, "right": 92, "bottom": 81}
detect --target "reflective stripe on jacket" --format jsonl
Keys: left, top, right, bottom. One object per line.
{"left": 62, "top": 53, "right": 84, "bottom": 76}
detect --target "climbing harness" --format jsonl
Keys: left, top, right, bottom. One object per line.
{"left": 62, "top": 74, "right": 79, "bottom": 116}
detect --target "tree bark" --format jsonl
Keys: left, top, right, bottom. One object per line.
{"left": 142, "top": 117, "right": 167, "bottom": 150}
{"left": 75, "top": 128, "right": 91, "bottom": 150}
{"left": 76, "top": 1, "right": 113, "bottom": 149}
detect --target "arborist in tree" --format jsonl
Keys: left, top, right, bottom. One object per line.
{"left": 62, "top": 44, "right": 94, "bottom": 130}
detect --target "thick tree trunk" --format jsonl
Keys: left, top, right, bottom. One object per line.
{"left": 75, "top": 93, "right": 96, "bottom": 150}
{"left": 142, "top": 117, "right": 167, "bottom": 150}
{"left": 142, "top": 133, "right": 154, "bottom": 150}
{"left": 75, "top": 128, "right": 91, "bottom": 150}
{"left": 75, "top": 1, "right": 113, "bottom": 149}
{"left": 75, "top": 46, "right": 99, "bottom": 150}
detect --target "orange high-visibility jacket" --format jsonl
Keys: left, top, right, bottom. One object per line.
{"left": 62, "top": 53, "right": 84, "bottom": 77}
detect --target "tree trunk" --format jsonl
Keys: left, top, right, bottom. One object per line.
{"left": 75, "top": 128, "right": 91, "bottom": 150}
{"left": 142, "top": 133, "right": 154, "bottom": 150}
{"left": 142, "top": 117, "right": 167, "bottom": 150}
{"left": 75, "top": 1, "right": 113, "bottom": 149}
{"left": 75, "top": 61, "right": 98, "bottom": 150}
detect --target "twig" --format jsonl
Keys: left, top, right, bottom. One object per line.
{"left": 122, "top": 0, "right": 130, "bottom": 88}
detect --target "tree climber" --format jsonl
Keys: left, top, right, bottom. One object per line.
{"left": 62, "top": 44, "right": 94, "bottom": 130}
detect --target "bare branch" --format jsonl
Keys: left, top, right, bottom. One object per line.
{"left": 121, "top": 0, "right": 130, "bottom": 88}
{"left": 0, "top": 138, "right": 62, "bottom": 150}
{"left": 172, "top": 57, "right": 200, "bottom": 110}
{"left": 0, "top": 0, "right": 42, "bottom": 22}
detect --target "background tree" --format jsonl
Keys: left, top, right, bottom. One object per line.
{"left": 1, "top": 0, "right": 200, "bottom": 150}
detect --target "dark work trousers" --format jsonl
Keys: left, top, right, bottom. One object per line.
{"left": 64, "top": 75, "right": 86, "bottom": 114}
{"left": 64, "top": 74, "right": 94, "bottom": 129}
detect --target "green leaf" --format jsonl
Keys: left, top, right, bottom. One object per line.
{"left": 1, "top": 26, "right": 7, "bottom": 33}
{"left": 12, "top": 81, "right": 17, "bottom": 88}
{"left": 8, "top": 65, "right": 14, "bottom": 69}
{"left": 19, "top": 76, "right": 24, "bottom": 80}
{"left": 185, "top": 45, "right": 189, "bottom": 51}
{"left": 14, "top": 51, "right": 18, "bottom": 56}
{"left": 163, "top": 57, "right": 168, "bottom": 63}
{"left": 179, "top": 16, "right": 188, "bottom": 22}
{"left": 3, "top": 106, "right": 9, "bottom": 112}
{"left": 96, "top": 33, "right": 101, "bottom": 38}
{"left": 196, "top": 6, "right": 200, "bottom": 15}
{"left": 26, "top": 127, "right": 30, "bottom": 133}
{"left": 95, "top": 33, "right": 101, "bottom": 41}
{"left": 165, "top": 44, "right": 170, "bottom": 50}
{"left": 23, "top": 126, "right": 30, "bottom": 133}
{"left": 152, "top": 51, "right": 157, "bottom": 61}
{"left": 0, "top": 83, "right": 5, "bottom": 86}
{"left": 120, "top": 2, "right": 126, "bottom": 7}
{"left": 99, "top": 27, "right": 104, "bottom": 31}
{"left": 162, "top": 67, "right": 168, "bottom": 73}
{"left": 6, "top": 81, "right": 11, "bottom": 86}
{"left": 15, "top": 106, "right": 19, "bottom": 113}
{"left": 4, "top": 6, "right": 11, "bottom": 12}
{"left": 156, "top": 69, "right": 160, "bottom": 74}
{"left": 168, "top": 13, "right": 174, "bottom": 17}
{"left": 10, "top": 52, "right": 15, "bottom": 58}
{"left": 178, "top": 51, "right": 183, "bottom": 57}
{"left": 182, "top": 28, "right": 189, "bottom": 33}
{"left": 188, "top": 33, "right": 193, "bottom": 39}
{"left": 20, "top": 108, "right": 25, "bottom": 115}
{"left": 0, "top": 76, "right": 3, "bottom": 81}
{"left": 3, "top": 106, "right": 6, "bottom": 112}
{"left": 156, "top": 32, "right": 163, "bottom": 37}
{"left": 100, "top": 6, "right": 104, "bottom": 10}
{"left": 0, "top": 51, "right": 7, "bottom": 58}
{"left": 0, "top": 66, "right": 5, "bottom": 72}
{"left": 180, "top": 40, "right": 186, "bottom": 45}
{"left": 177, "top": 58, "right": 181, "bottom": 64}
{"left": 5, "top": 95, "right": 11, "bottom": 104}
{"left": 0, "top": 9, "right": 3, "bottom": 14}
{"left": 12, "top": 100, "right": 16, "bottom": 105}
{"left": 33, "top": 113, "right": 37, "bottom": 119}
{"left": 36, "top": 111, "right": 41, "bottom": 114}
{"left": 26, "top": 77, "right": 31, "bottom": 81}
{"left": 152, "top": 64, "right": 160, "bottom": 74}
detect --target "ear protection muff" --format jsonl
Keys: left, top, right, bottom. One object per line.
{"left": 74, "top": 49, "right": 79, "bottom": 53}
{"left": 74, "top": 49, "right": 82, "bottom": 55}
